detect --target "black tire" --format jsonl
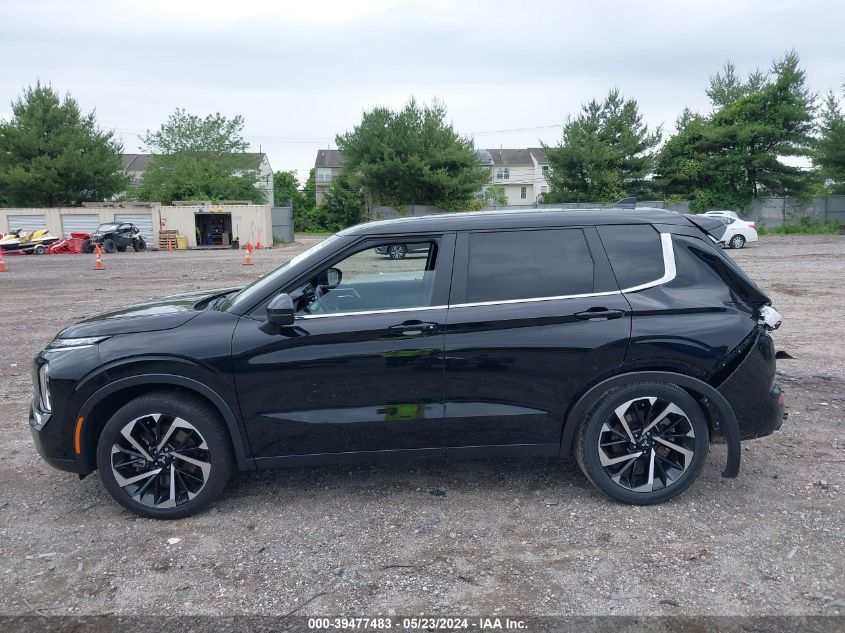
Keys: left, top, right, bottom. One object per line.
{"left": 103, "top": 238, "right": 117, "bottom": 254}
{"left": 96, "top": 391, "right": 234, "bottom": 519}
{"left": 82, "top": 240, "right": 94, "bottom": 254}
{"left": 116, "top": 245, "right": 127, "bottom": 252}
{"left": 729, "top": 234, "right": 746, "bottom": 249}
{"left": 575, "top": 382, "right": 709, "bottom": 505}
{"left": 33, "top": 244, "right": 47, "bottom": 255}
{"left": 133, "top": 238, "right": 147, "bottom": 252}
{"left": 388, "top": 244, "right": 407, "bottom": 260}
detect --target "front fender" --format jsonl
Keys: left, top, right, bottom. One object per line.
{"left": 560, "top": 371, "right": 741, "bottom": 478}
{"left": 75, "top": 372, "right": 255, "bottom": 473}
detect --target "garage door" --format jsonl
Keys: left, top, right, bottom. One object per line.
{"left": 60, "top": 214, "right": 100, "bottom": 238}
{"left": 7, "top": 215, "right": 46, "bottom": 232}
{"left": 114, "top": 213, "right": 154, "bottom": 243}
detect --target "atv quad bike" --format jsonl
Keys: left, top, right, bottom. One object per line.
{"left": 84, "top": 222, "right": 147, "bottom": 253}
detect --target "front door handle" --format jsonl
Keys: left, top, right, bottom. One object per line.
{"left": 388, "top": 320, "right": 439, "bottom": 335}
{"left": 574, "top": 308, "right": 625, "bottom": 321}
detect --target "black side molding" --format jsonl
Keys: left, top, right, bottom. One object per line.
{"left": 560, "top": 371, "right": 741, "bottom": 478}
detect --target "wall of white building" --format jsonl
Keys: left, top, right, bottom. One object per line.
{"left": 0, "top": 203, "right": 273, "bottom": 249}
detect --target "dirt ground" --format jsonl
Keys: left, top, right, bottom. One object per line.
{"left": 0, "top": 235, "right": 842, "bottom": 618}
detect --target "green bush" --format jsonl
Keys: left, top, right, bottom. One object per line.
{"left": 758, "top": 217, "right": 841, "bottom": 235}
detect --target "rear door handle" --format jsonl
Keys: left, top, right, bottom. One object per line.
{"left": 388, "top": 321, "right": 439, "bottom": 335}
{"left": 574, "top": 308, "right": 625, "bottom": 321}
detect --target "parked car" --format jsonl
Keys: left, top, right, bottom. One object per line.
{"left": 702, "top": 210, "right": 739, "bottom": 220}
{"left": 30, "top": 208, "right": 784, "bottom": 518}
{"left": 701, "top": 211, "right": 758, "bottom": 248}
{"left": 84, "top": 222, "right": 147, "bottom": 253}
{"left": 374, "top": 242, "right": 429, "bottom": 259}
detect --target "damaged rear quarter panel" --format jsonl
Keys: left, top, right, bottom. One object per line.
{"left": 622, "top": 234, "right": 759, "bottom": 379}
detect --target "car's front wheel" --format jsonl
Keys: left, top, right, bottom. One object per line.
{"left": 133, "top": 237, "right": 147, "bottom": 252}
{"left": 96, "top": 392, "right": 234, "bottom": 519}
{"left": 103, "top": 238, "right": 117, "bottom": 253}
{"left": 729, "top": 234, "right": 746, "bottom": 249}
{"left": 575, "top": 382, "right": 709, "bottom": 504}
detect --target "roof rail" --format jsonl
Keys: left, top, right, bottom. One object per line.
{"left": 609, "top": 196, "right": 637, "bottom": 209}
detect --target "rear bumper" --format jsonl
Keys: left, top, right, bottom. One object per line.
{"left": 717, "top": 331, "right": 785, "bottom": 440}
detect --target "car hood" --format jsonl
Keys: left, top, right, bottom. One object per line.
{"left": 58, "top": 287, "right": 241, "bottom": 338}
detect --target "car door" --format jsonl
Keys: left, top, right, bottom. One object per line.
{"left": 441, "top": 227, "right": 631, "bottom": 453}
{"left": 231, "top": 233, "right": 455, "bottom": 462}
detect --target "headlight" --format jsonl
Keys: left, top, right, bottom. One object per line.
{"left": 47, "top": 336, "right": 109, "bottom": 350}
{"left": 38, "top": 363, "right": 51, "bottom": 412}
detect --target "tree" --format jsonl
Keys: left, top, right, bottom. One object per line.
{"left": 815, "top": 86, "right": 845, "bottom": 193}
{"left": 0, "top": 82, "right": 126, "bottom": 206}
{"left": 314, "top": 171, "right": 366, "bottom": 232}
{"left": 657, "top": 51, "right": 817, "bottom": 210}
{"left": 135, "top": 109, "right": 264, "bottom": 204}
{"left": 543, "top": 89, "right": 661, "bottom": 203}
{"left": 273, "top": 170, "right": 302, "bottom": 208}
{"left": 478, "top": 186, "right": 508, "bottom": 207}
{"left": 336, "top": 98, "right": 487, "bottom": 210}
{"left": 706, "top": 61, "right": 767, "bottom": 109}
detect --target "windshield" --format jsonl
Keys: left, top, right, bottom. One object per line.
{"left": 220, "top": 234, "right": 342, "bottom": 313}
{"left": 97, "top": 223, "right": 120, "bottom": 232}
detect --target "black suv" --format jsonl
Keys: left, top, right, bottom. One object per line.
{"left": 30, "top": 210, "right": 784, "bottom": 519}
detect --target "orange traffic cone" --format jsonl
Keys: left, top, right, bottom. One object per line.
{"left": 168, "top": 239, "right": 173, "bottom": 252}
{"left": 0, "top": 246, "right": 6, "bottom": 272}
{"left": 95, "top": 244, "right": 104, "bottom": 270}
{"left": 256, "top": 240, "right": 262, "bottom": 250}
{"left": 243, "top": 243, "right": 253, "bottom": 266}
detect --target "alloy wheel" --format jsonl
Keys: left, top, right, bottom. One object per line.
{"left": 597, "top": 397, "right": 696, "bottom": 493}
{"left": 110, "top": 414, "right": 211, "bottom": 509}
{"left": 388, "top": 245, "right": 406, "bottom": 259}
{"left": 730, "top": 235, "right": 745, "bottom": 249}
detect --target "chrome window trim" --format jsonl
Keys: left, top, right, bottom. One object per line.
{"left": 293, "top": 233, "right": 676, "bottom": 319}
{"left": 296, "top": 304, "right": 448, "bottom": 320}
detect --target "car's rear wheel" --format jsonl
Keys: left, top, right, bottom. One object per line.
{"left": 575, "top": 383, "right": 709, "bottom": 504}
{"left": 729, "top": 234, "right": 746, "bottom": 249}
{"left": 96, "top": 392, "right": 234, "bottom": 519}
{"left": 103, "top": 238, "right": 117, "bottom": 253}
{"left": 388, "top": 244, "right": 407, "bottom": 259}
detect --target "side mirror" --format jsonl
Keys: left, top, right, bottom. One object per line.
{"left": 267, "top": 293, "right": 295, "bottom": 326}
{"left": 326, "top": 267, "right": 342, "bottom": 287}
{"left": 316, "top": 267, "right": 342, "bottom": 288}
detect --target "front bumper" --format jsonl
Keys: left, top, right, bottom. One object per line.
{"left": 717, "top": 331, "right": 785, "bottom": 440}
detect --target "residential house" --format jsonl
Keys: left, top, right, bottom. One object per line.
{"left": 120, "top": 153, "right": 275, "bottom": 206}
{"left": 484, "top": 147, "right": 549, "bottom": 206}
{"left": 314, "top": 149, "right": 344, "bottom": 204}
{"left": 310, "top": 146, "right": 550, "bottom": 207}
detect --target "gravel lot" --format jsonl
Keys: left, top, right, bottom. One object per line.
{"left": 0, "top": 235, "right": 842, "bottom": 618}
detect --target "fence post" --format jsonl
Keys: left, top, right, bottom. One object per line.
{"left": 824, "top": 196, "right": 829, "bottom": 223}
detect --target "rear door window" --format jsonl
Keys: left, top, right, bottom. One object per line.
{"left": 465, "top": 229, "right": 594, "bottom": 303}
{"left": 597, "top": 224, "right": 665, "bottom": 289}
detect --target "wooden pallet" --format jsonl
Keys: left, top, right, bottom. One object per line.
{"left": 158, "top": 230, "right": 180, "bottom": 249}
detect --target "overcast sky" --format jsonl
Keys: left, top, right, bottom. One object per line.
{"left": 1, "top": 0, "right": 843, "bottom": 182}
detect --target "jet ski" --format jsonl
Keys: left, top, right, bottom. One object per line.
{"left": 0, "top": 228, "right": 61, "bottom": 255}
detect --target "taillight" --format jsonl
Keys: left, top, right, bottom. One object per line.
{"left": 748, "top": 223, "right": 756, "bottom": 230}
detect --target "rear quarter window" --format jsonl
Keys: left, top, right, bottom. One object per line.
{"left": 597, "top": 224, "right": 664, "bottom": 289}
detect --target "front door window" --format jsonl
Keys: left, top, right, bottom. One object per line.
{"left": 292, "top": 240, "right": 439, "bottom": 315}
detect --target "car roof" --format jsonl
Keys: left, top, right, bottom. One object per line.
{"left": 341, "top": 207, "right": 689, "bottom": 236}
